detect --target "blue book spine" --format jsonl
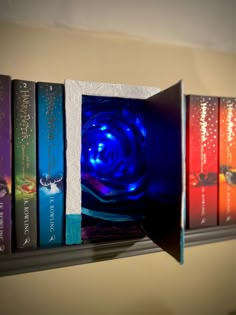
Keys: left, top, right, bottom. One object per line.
{"left": 37, "top": 82, "right": 65, "bottom": 247}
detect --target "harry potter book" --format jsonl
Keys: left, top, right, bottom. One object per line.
{"left": 0, "top": 75, "right": 12, "bottom": 255}
{"left": 186, "top": 95, "right": 218, "bottom": 228}
{"left": 37, "top": 82, "right": 65, "bottom": 247}
{"left": 219, "top": 97, "right": 236, "bottom": 225}
{"left": 13, "top": 80, "right": 37, "bottom": 249}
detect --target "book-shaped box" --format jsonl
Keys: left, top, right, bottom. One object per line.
{"left": 65, "top": 80, "right": 185, "bottom": 263}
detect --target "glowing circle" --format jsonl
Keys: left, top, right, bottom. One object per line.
{"left": 81, "top": 108, "right": 146, "bottom": 202}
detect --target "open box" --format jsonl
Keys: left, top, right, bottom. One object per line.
{"left": 65, "top": 80, "right": 185, "bottom": 264}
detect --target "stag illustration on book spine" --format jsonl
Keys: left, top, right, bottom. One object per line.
{"left": 39, "top": 174, "right": 63, "bottom": 195}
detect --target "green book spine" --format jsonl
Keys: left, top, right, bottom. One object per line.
{"left": 13, "top": 80, "right": 37, "bottom": 249}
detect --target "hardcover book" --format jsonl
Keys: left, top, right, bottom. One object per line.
{"left": 0, "top": 75, "right": 12, "bottom": 255}
{"left": 37, "top": 82, "right": 65, "bottom": 247}
{"left": 219, "top": 97, "right": 236, "bottom": 225}
{"left": 13, "top": 80, "right": 37, "bottom": 249}
{"left": 186, "top": 95, "right": 218, "bottom": 228}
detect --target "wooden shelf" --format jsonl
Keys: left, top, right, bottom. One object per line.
{"left": 0, "top": 225, "right": 235, "bottom": 277}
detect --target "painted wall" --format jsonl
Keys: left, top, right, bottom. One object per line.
{"left": 0, "top": 22, "right": 235, "bottom": 315}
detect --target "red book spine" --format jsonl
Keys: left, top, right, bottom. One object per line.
{"left": 187, "top": 95, "right": 218, "bottom": 228}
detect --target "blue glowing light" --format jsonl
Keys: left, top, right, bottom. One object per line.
{"left": 100, "top": 125, "right": 107, "bottom": 131}
{"left": 98, "top": 143, "right": 104, "bottom": 152}
{"left": 105, "top": 132, "right": 114, "bottom": 140}
{"left": 81, "top": 96, "right": 147, "bottom": 221}
{"left": 128, "top": 184, "right": 137, "bottom": 192}
{"left": 89, "top": 157, "right": 96, "bottom": 166}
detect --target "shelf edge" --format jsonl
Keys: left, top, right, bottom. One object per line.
{"left": 0, "top": 225, "right": 235, "bottom": 277}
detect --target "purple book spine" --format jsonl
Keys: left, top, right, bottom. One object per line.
{"left": 0, "top": 75, "right": 12, "bottom": 256}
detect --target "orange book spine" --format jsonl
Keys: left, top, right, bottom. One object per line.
{"left": 219, "top": 97, "right": 236, "bottom": 225}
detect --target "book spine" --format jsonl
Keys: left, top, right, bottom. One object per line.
{"left": 219, "top": 97, "right": 236, "bottom": 225}
{"left": 0, "top": 75, "right": 12, "bottom": 255}
{"left": 187, "top": 95, "right": 218, "bottom": 228}
{"left": 13, "top": 80, "right": 37, "bottom": 248}
{"left": 37, "top": 82, "right": 65, "bottom": 247}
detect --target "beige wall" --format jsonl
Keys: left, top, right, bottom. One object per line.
{"left": 0, "top": 22, "right": 235, "bottom": 315}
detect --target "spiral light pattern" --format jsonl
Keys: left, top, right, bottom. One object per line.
{"left": 81, "top": 106, "right": 146, "bottom": 206}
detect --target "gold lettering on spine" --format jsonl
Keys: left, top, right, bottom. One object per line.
{"left": 49, "top": 197, "right": 55, "bottom": 233}
{"left": 23, "top": 199, "right": 30, "bottom": 235}
{"left": 199, "top": 98, "right": 210, "bottom": 223}
{"left": 0, "top": 203, "right": 4, "bottom": 242}
{"left": 19, "top": 88, "right": 30, "bottom": 142}
{"left": 47, "top": 88, "right": 56, "bottom": 142}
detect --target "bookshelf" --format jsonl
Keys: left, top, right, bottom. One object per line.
{"left": 0, "top": 28, "right": 235, "bottom": 280}
{"left": 0, "top": 80, "right": 236, "bottom": 277}
{"left": 0, "top": 224, "right": 235, "bottom": 277}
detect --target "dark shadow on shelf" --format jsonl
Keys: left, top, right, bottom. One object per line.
{"left": 86, "top": 236, "right": 144, "bottom": 264}
{"left": 81, "top": 220, "right": 147, "bottom": 263}
{"left": 0, "top": 225, "right": 235, "bottom": 277}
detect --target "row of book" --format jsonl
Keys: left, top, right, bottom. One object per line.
{"left": 186, "top": 95, "right": 236, "bottom": 229}
{"left": 0, "top": 75, "right": 65, "bottom": 255}
{"left": 0, "top": 74, "right": 235, "bottom": 257}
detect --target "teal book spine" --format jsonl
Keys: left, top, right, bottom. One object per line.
{"left": 37, "top": 82, "right": 65, "bottom": 247}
